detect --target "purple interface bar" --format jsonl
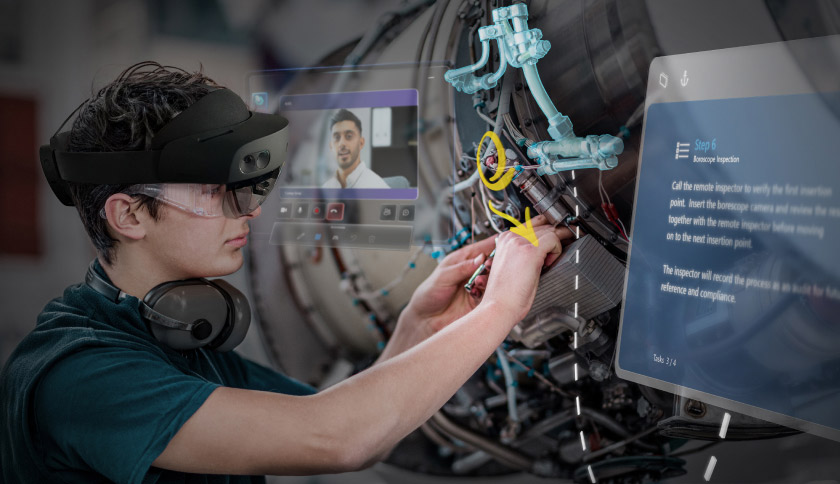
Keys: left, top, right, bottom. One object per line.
{"left": 278, "top": 89, "right": 418, "bottom": 111}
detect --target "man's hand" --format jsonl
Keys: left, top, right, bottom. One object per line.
{"left": 379, "top": 216, "right": 572, "bottom": 363}
{"left": 400, "top": 234, "right": 499, "bottom": 335}
{"left": 392, "top": 215, "right": 571, "bottom": 343}
{"left": 480, "top": 217, "right": 574, "bottom": 322}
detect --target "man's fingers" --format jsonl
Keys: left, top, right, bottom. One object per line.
{"left": 555, "top": 225, "right": 575, "bottom": 241}
{"left": 441, "top": 234, "right": 498, "bottom": 267}
{"left": 530, "top": 214, "right": 548, "bottom": 227}
{"left": 535, "top": 226, "right": 564, "bottom": 259}
{"left": 437, "top": 253, "right": 486, "bottom": 286}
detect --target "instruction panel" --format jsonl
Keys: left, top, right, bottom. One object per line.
{"left": 616, "top": 36, "right": 840, "bottom": 442}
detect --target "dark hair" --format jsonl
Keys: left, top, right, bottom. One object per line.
{"left": 67, "top": 61, "right": 219, "bottom": 265}
{"left": 329, "top": 108, "right": 362, "bottom": 134}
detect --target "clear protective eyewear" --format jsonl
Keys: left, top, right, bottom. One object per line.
{"left": 120, "top": 168, "right": 280, "bottom": 219}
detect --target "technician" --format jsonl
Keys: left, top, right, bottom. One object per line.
{"left": 0, "top": 62, "right": 572, "bottom": 483}
{"left": 321, "top": 108, "right": 390, "bottom": 189}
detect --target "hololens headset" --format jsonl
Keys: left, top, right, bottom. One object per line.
{"left": 41, "top": 88, "right": 289, "bottom": 351}
{"left": 40, "top": 87, "right": 288, "bottom": 217}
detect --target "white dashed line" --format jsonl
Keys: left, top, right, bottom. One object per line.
{"left": 574, "top": 363, "right": 579, "bottom": 381}
{"left": 704, "top": 456, "right": 717, "bottom": 481}
{"left": 587, "top": 465, "right": 597, "bottom": 483}
{"left": 580, "top": 430, "right": 587, "bottom": 451}
{"left": 576, "top": 396, "right": 581, "bottom": 416}
{"left": 719, "top": 412, "right": 731, "bottom": 439}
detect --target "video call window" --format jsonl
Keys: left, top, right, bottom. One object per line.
{"left": 276, "top": 89, "right": 419, "bottom": 200}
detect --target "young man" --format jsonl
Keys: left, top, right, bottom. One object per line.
{"left": 0, "top": 62, "right": 572, "bottom": 483}
{"left": 320, "top": 108, "right": 390, "bottom": 189}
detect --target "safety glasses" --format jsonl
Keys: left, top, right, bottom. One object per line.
{"left": 115, "top": 167, "right": 280, "bottom": 219}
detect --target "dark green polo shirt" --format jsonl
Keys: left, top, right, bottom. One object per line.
{"left": 0, "top": 263, "right": 315, "bottom": 483}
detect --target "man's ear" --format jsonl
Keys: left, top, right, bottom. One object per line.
{"left": 359, "top": 135, "right": 365, "bottom": 151}
{"left": 103, "top": 193, "right": 147, "bottom": 241}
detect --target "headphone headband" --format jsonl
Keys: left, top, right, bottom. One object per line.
{"left": 83, "top": 260, "right": 248, "bottom": 351}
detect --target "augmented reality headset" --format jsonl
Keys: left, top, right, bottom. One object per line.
{"left": 39, "top": 88, "right": 288, "bottom": 218}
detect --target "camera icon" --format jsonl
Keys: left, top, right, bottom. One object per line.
{"left": 251, "top": 92, "right": 268, "bottom": 109}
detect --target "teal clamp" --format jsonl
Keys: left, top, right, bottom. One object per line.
{"left": 619, "top": 125, "right": 631, "bottom": 139}
{"left": 529, "top": 135, "right": 624, "bottom": 174}
{"left": 445, "top": 4, "right": 549, "bottom": 95}
{"left": 450, "top": 227, "right": 471, "bottom": 250}
{"left": 445, "top": 4, "right": 627, "bottom": 175}
{"left": 444, "top": 25, "right": 507, "bottom": 94}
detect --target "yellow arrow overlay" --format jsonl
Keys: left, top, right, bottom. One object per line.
{"left": 488, "top": 204, "right": 539, "bottom": 247}
{"left": 477, "top": 131, "right": 515, "bottom": 191}
{"left": 477, "top": 130, "right": 538, "bottom": 246}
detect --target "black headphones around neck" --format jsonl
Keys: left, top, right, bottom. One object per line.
{"left": 84, "top": 260, "right": 251, "bottom": 352}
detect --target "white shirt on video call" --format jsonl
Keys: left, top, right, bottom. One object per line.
{"left": 322, "top": 161, "right": 390, "bottom": 189}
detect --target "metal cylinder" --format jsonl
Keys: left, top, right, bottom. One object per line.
{"left": 512, "top": 169, "right": 568, "bottom": 224}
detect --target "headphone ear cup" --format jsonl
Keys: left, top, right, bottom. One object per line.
{"left": 143, "top": 281, "right": 229, "bottom": 350}
{"left": 206, "top": 279, "right": 251, "bottom": 352}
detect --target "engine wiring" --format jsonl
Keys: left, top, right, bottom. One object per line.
{"left": 418, "top": 3, "right": 675, "bottom": 478}
{"left": 598, "top": 170, "right": 630, "bottom": 242}
{"left": 438, "top": 87, "right": 670, "bottom": 478}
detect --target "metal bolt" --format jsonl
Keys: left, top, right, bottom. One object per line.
{"left": 524, "top": 118, "right": 533, "bottom": 127}
{"left": 684, "top": 399, "right": 707, "bottom": 418}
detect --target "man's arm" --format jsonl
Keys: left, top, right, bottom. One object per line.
{"left": 152, "top": 226, "right": 566, "bottom": 476}
{"left": 152, "top": 302, "right": 512, "bottom": 475}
